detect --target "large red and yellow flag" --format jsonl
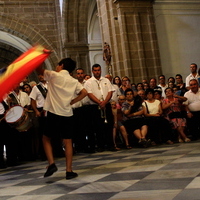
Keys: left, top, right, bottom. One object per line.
{"left": 0, "top": 45, "right": 51, "bottom": 102}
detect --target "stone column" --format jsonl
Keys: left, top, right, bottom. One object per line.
{"left": 62, "top": 0, "right": 90, "bottom": 75}
{"left": 97, "top": 0, "right": 162, "bottom": 83}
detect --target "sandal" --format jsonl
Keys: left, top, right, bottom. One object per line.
{"left": 166, "top": 140, "right": 173, "bottom": 145}
{"left": 126, "top": 145, "right": 132, "bottom": 149}
{"left": 184, "top": 138, "right": 191, "bottom": 143}
{"left": 178, "top": 138, "right": 184, "bottom": 143}
{"left": 114, "top": 146, "right": 121, "bottom": 151}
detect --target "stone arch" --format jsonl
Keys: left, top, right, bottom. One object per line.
{"left": 0, "top": 13, "right": 59, "bottom": 70}
{"left": 87, "top": 1, "right": 105, "bottom": 75}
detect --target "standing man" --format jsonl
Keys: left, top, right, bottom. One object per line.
{"left": 175, "top": 74, "right": 187, "bottom": 96}
{"left": 29, "top": 74, "right": 48, "bottom": 160}
{"left": 184, "top": 79, "right": 200, "bottom": 140}
{"left": 37, "top": 58, "right": 87, "bottom": 179}
{"left": 72, "top": 68, "right": 89, "bottom": 153}
{"left": 185, "top": 63, "right": 199, "bottom": 90}
{"left": 84, "top": 64, "right": 114, "bottom": 151}
{"left": 158, "top": 75, "right": 168, "bottom": 98}
{"left": 149, "top": 78, "right": 162, "bottom": 93}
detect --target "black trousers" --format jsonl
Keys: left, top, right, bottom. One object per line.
{"left": 73, "top": 106, "right": 88, "bottom": 151}
{"left": 187, "top": 111, "right": 200, "bottom": 140}
{"left": 86, "top": 104, "right": 114, "bottom": 150}
{"left": 145, "top": 117, "right": 173, "bottom": 143}
{"left": 0, "top": 117, "right": 18, "bottom": 165}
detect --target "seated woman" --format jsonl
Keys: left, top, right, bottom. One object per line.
{"left": 154, "top": 90, "right": 163, "bottom": 101}
{"left": 162, "top": 88, "right": 190, "bottom": 143}
{"left": 122, "top": 88, "right": 149, "bottom": 147}
{"left": 136, "top": 83, "right": 144, "bottom": 92}
{"left": 120, "top": 76, "right": 137, "bottom": 96}
{"left": 143, "top": 89, "right": 173, "bottom": 145}
{"left": 111, "top": 100, "right": 131, "bottom": 150}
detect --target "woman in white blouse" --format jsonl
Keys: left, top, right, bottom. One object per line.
{"left": 143, "top": 88, "right": 173, "bottom": 145}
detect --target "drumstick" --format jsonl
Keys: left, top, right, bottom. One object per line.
{"left": 0, "top": 115, "right": 5, "bottom": 122}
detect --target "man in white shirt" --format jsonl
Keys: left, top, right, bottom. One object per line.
{"left": 37, "top": 58, "right": 87, "bottom": 179}
{"left": 72, "top": 68, "right": 90, "bottom": 153}
{"left": 29, "top": 74, "right": 48, "bottom": 160}
{"left": 5, "top": 84, "right": 31, "bottom": 163}
{"left": 185, "top": 63, "right": 200, "bottom": 90}
{"left": 158, "top": 75, "right": 168, "bottom": 98}
{"left": 30, "top": 75, "right": 47, "bottom": 116}
{"left": 84, "top": 64, "right": 114, "bottom": 151}
{"left": 8, "top": 84, "right": 30, "bottom": 108}
{"left": 184, "top": 79, "right": 200, "bottom": 140}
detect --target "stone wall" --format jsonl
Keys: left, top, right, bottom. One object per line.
{"left": 0, "top": 0, "right": 59, "bottom": 68}
{"left": 97, "top": 0, "right": 162, "bottom": 83}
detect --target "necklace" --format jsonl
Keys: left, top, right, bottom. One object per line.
{"left": 96, "top": 80, "right": 101, "bottom": 90}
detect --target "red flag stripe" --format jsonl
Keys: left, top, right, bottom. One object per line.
{"left": 0, "top": 45, "right": 51, "bottom": 102}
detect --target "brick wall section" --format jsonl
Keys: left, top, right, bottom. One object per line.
{"left": 0, "top": 0, "right": 59, "bottom": 67}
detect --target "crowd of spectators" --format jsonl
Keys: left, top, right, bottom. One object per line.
{"left": 1, "top": 62, "right": 200, "bottom": 169}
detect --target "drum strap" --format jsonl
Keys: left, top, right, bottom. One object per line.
{"left": 1, "top": 100, "right": 9, "bottom": 111}
{"left": 37, "top": 84, "right": 47, "bottom": 99}
{"left": 9, "top": 93, "right": 19, "bottom": 106}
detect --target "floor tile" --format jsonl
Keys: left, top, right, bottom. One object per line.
{"left": 1, "top": 141, "right": 200, "bottom": 199}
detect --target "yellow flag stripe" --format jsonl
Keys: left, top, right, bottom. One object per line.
{"left": 0, "top": 46, "right": 43, "bottom": 84}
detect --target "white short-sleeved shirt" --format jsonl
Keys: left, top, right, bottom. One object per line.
{"left": 8, "top": 91, "right": 30, "bottom": 107}
{"left": 84, "top": 76, "right": 114, "bottom": 105}
{"left": 111, "top": 84, "right": 122, "bottom": 102}
{"left": 0, "top": 102, "right": 5, "bottom": 115}
{"left": 158, "top": 84, "right": 168, "bottom": 98}
{"left": 142, "top": 100, "right": 160, "bottom": 114}
{"left": 185, "top": 73, "right": 200, "bottom": 88}
{"left": 29, "top": 83, "right": 46, "bottom": 108}
{"left": 72, "top": 80, "right": 90, "bottom": 108}
{"left": 43, "top": 69, "right": 83, "bottom": 116}
{"left": 183, "top": 89, "right": 200, "bottom": 112}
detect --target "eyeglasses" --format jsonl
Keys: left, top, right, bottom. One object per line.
{"left": 119, "top": 99, "right": 125, "bottom": 100}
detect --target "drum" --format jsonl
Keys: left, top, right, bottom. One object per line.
{"left": 5, "top": 105, "right": 32, "bottom": 132}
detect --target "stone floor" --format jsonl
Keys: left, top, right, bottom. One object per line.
{"left": 1, "top": 141, "right": 200, "bottom": 200}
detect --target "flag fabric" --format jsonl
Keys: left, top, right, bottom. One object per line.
{"left": 0, "top": 45, "right": 51, "bottom": 102}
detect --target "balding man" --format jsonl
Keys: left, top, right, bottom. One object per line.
{"left": 184, "top": 79, "right": 200, "bottom": 140}
{"left": 185, "top": 63, "right": 200, "bottom": 90}
{"left": 85, "top": 64, "right": 114, "bottom": 151}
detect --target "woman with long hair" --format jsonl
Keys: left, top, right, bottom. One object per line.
{"left": 122, "top": 88, "right": 149, "bottom": 146}
{"left": 136, "top": 83, "right": 144, "bottom": 91}
{"left": 113, "top": 76, "right": 122, "bottom": 88}
{"left": 111, "top": 100, "right": 131, "bottom": 150}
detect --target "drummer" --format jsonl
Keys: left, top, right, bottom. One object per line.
{"left": 7, "top": 83, "right": 31, "bottom": 109}
{"left": 5, "top": 83, "right": 34, "bottom": 162}
{"left": 0, "top": 100, "right": 18, "bottom": 167}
